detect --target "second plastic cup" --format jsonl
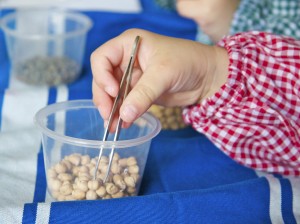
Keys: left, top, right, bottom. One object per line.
{"left": 1, "top": 8, "right": 92, "bottom": 86}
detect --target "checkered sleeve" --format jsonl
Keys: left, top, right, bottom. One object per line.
{"left": 183, "top": 31, "right": 300, "bottom": 176}
{"left": 231, "top": 0, "right": 300, "bottom": 40}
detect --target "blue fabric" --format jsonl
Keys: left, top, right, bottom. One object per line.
{"left": 0, "top": 6, "right": 299, "bottom": 224}
{"left": 280, "top": 178, "right": 297, "bottom": 224}
{"left": 25, "top": 178, "right": 272, "bottom": 224}
{"left": 22, "top": 204, "right": 38, "bottom": 224}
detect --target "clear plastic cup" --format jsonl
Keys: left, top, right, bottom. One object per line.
{"left": 34, "top": 100, "right": 161, "bottom": 201}
{"left": 1, "top": 8, "right": 92, "bottom": 86}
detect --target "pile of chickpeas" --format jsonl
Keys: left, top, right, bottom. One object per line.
{"left": 47, "top": 153, "right": 140, "bottom": 201}
{"left": 148, "top": 105, "right": 187, "bottom": 130}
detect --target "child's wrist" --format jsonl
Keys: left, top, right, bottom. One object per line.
{"left": 198, "top": 46, "right": 229, "bottom": 103}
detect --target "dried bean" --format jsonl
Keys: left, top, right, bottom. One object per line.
{"left": 148, "top": 105, "right": 187, "bottom": 130}
{"left": 47, "top": 153, "right": 140, "bottom": 201}
{"left": 15, "top": 56, "right": 80, "bottom": 86}
{"left": 88, "top": 180, "right": 100, "bottom": 191}
{"left": 86, "top": 190, "right": 98, "bottom": 200}
{"left": 96, "top": 186, "right": 106, "bottom": 197}
{"left": 72, "top": 189, "right": 85, "bottom": 200}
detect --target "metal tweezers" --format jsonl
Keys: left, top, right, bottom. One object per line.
{"left": 93, "top": 36, "right": 141, "bottom": 182}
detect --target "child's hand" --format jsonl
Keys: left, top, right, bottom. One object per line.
{"left": 91, "top": 29, "right": 228, "bottom": 125}
{"left": 176, "top": 0, "right": 240, "bottom": 43}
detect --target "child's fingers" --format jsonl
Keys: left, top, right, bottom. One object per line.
{"left": 92, "top": 80, "right": 114, "bottom": 121}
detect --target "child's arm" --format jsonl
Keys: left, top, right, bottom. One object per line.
{"left": 184, "top": 31, "right": 300, "bottom": 176}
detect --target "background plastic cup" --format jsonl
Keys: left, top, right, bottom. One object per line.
{"left": 1, "top": 8, "right": 92, "bottom": 86}
{"left": 34, "top": 100, "right": 161, "bottom": 201}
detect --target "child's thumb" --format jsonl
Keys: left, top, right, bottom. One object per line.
{"left": 120, "top": 68, "right": 167, "bottom": 123}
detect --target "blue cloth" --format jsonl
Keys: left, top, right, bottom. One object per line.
{"left": 0, "top": 6, "right": 299, "bottom": 224}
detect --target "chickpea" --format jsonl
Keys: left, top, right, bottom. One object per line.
{"left": 170, "top": 122, "right": 179, "bottom": 130}
{"left": 79, "top": 166, "right": 89, "bottom": 173}
{"left": 93, "top": 171, "right": 102, "bottom": 179}
{"left": 57, "top": 194, "right": 66, "bottom": 201}
{"left": 86, "top": 190, "right": 98, "bottom": 200}
{"left": 78, "top": 175, "right": 90, "bottom": 182}
{"left": 68, "top": 154, "right": 81, "bottom": 166}
{"left": 102, "top": 195, "right": 112, "bottom": 199}
{"left": 73, "top": 184, "right": 78, "bottom": 190}
{"left": 128, "top": 165, "right": 139, "bottom": 174}
{"left": 86, "top": 163, "right": 95, "bottom": 171}
{"left": 54, "top": 163, "right": 67, "bottom": 173}
{"left": 88, "top": 180, "right": 100, "bottom": 191}
{"left": 51, "top": 190, "right": 60, "bottom": 199}
{"left": 111, "top": 163, "right": 121, "bottom": 174}
{"left": 166, "top": 116, "right": 176, "bottom": 124}
{"left": 72, "top": 166, "right": 80, "bottom": 176}
{"left": 57, "top": 173, "right": 73, "bottom": 181}
{"left": 106, "top": 174, "right": 114, "bottom": 183}
{"left": 164, "top": 107, "right": 174, "bottom": 116}
{"left": 113, "top": 174, "right": 126, "bottom": 190}
{"left": 99, "top": 156, "right": 109, "bottom": 164}
{"left": 126, "top": 187, "right": 136, "bottom": 194}
{"left": 111, "top": 191, "right": 124, "bottom": 198}
{"left": 97, "top": 173, "right": 106, "bottom": 181}
{"left": 77, "top": 180, "right": 88, "bottom": 192}
{"left": 96, "top": 186, "right": 106, "bottom": 197}
{"left": 148, "top": 105, "right": 162, "bottom": 116}
{"left": 65, "top": 195, "right": 75, "bottom": 201}
{"left": 113, "top": 174, "right": 122, "bottom": 183}
{"left": 99, "top": 164, "right": 108, "bottom": 173}
{"left": 105, "top": 183, "right": 119, "bottom": 195}
{"left": 124, "top": 176, "right": 136, "bottom": 188}
{"left": 112, "top": 153, "right": 120, "bottom": 161}
{"left": 62, "top": 180, "right": 72, "bottom": 186}
{"left": 81, "top": 155, "right": 90, "bottom": 165}
{"left": 59, "top": 184, "right": 73, "bottom": 196}
{"left": 49, "top": 179, "right": 62, "bottom": 191}
{"left": 61, "top": 160, "right": 72, "bottom": 170}
{"left": 118, "top": 158, "right": 127, "bottom": 167}
{"left": 72, "top": 189, "right": 85, "bottom": 200}
{"left": 162, "top": 123, "right": 168, "bottom": 129}
{"left": 89, "top": 167, "right": 97, "bottom": 176}
{"left": 74, "top": 177, "right": 79, "bottom": 184}
{"left": 78, "top": 171, "right": 90, "bottom": 179}
{"left": 90, "top": 158, "right": 97, "bottom": 165}
{"left": 127, "top": 157, "right": 137, "bottom": 166}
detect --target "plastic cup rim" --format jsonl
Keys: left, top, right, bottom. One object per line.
{"left": 34, "top": 100, "right": 162, "bottom": 149}
{"left": 0, "top": 9, "right": 93, "bottom": 40}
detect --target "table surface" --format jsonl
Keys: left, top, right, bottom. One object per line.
{"left": 0, "top": 2, "right": 299, "bottom": 224}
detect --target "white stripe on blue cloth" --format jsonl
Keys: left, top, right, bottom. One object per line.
{"left": 266, "top": 176, "right": 285, "bottom": 224}
{"left": 0, "top": 88, "right": 48, "bottom": 223}
{"left": 256, "top": 171, "right": 284, "bottom": 224}
{"left": 290, "top": 177, "right": 300, "bottom": 222}
{"left": 35, "top": 203, "right": 51, "bottom": 224}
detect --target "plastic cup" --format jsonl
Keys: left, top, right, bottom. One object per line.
{"left": 0, "top": 8, "right": 92, "bottom": 86}
{"left": 34, "top": 100, "right": 161, "bottom": 201}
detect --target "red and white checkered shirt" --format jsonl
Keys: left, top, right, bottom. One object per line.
{"left": 183, "top": 31, "right": 300, "bottom": 176}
